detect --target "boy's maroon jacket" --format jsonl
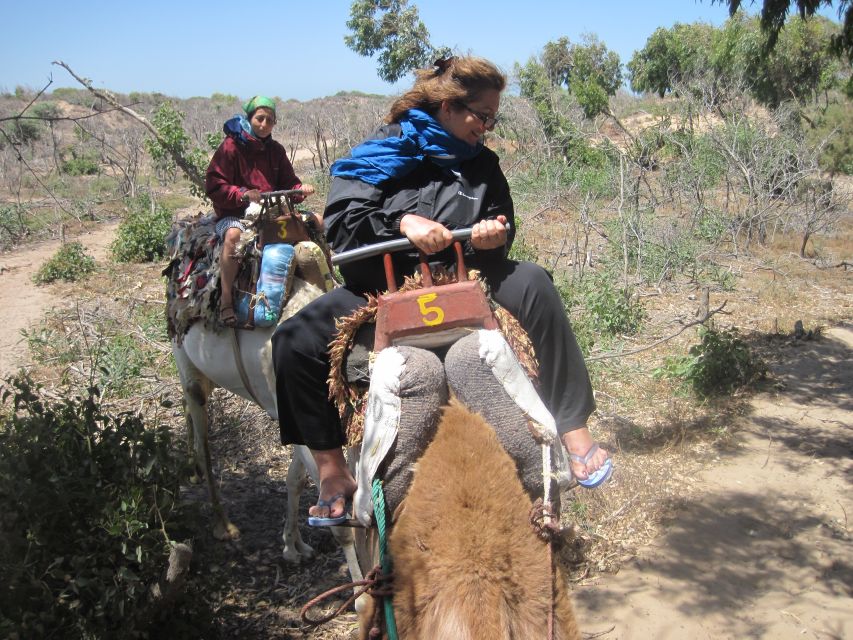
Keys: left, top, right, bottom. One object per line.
{"left": 205, "top": 135, "right": 301, "bottom": 219}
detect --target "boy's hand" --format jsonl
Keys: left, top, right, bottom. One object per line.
{"left": 290, "top": 183, "right": 315, "bottom": 203}
{"left": 242, "top": 189, "right": 262, "bottom": 203}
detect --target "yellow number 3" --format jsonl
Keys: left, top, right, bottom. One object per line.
{"left": 417, "top": 293, "right": 445, "bottom": 326}
{"left": 276, "top": 219, "right": 288, "bottom": 240}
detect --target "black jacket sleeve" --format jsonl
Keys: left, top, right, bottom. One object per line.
{"left": 323, "top": 177, "right": 409, "bottom": 254}
{"left": 324, "top": 124, "right": 410, "bottom": 255}
{"left": 470, "top": 156, "right": 516, "bottom": 267}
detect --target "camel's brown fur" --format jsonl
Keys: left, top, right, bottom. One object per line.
{"left": 361, "top": 400, "right": 580, "bottom": 640}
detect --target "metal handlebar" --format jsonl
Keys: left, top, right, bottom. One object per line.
{"left": 251, "top": 189, "right": 306, "bottom": 219}
{"left": 330, "top": 223, "right": 511, "bottom": 266}
{"left": 261, "top": 189, "right": 303, "bottom": 199}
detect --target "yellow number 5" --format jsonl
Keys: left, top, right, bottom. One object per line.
{"left": 417, "top": 293, "right": 445, "bottom": 326}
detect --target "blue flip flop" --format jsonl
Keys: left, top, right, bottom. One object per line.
{"left": 570, "top": 444, "right": 613, "bottom": 489}
{"left": 307, "top": 493, "right": 351, "bottom": 527}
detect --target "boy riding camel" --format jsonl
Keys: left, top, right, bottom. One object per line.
{"left": 205, "top": 95, "right": 315, "bottom": 327}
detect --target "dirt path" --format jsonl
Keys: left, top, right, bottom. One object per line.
{"left": 0, "top": 222, "right": 118, "bottom": 377}
{"left": 574, "top": 325, "right": 853, "bottom": 640}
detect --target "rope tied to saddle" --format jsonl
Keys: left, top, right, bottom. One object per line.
{"left": 300, "top": 479, "right": 399, "bottom": 638}
{"left": 299, "top": 565, "right": 394, "bottom": 627}
{"left": 246, "top": 289, "right": 268, "bottom": 313}
{"left": 372, "top": 478, "right": 399, "bottom": 639}
{"left": 529, "top": 497, "right": 563, "bottom": 545}
{"left": 529, "top": 496, "right": 561, "bottom": 640}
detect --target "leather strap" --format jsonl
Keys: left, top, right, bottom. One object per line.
{"left": 228, "top": 328, "right": 262, "bottom": 407}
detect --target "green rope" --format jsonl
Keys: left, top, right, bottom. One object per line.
{"left": 372, "top": 478, "right": 398, "bottom": 640}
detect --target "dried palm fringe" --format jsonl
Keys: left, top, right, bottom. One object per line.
{"left": 328, "top": 268, "right": 540, "bottom": 447}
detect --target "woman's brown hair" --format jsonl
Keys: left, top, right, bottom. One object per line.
{"left": 386, "top": 56, "right": 506, "bottom": 124}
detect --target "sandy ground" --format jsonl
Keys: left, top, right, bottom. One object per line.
{"left": 1, "top": 228, "right": 850, "bottom": 639}
{"left": 574, "top": 325, "right": 853, "bottom": 640}
{"left": 0, "top": 222, "right": 118, "bottom": 378}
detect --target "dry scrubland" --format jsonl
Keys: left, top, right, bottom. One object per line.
{"left": 0, "top": 84, "right": 851, "bottom": 638}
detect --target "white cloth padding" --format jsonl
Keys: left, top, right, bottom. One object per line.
{"left": 354, "top": 347, "right": 406, "bottom": 526}
{"left": 243, "top": 201, "right": 263, "bottom": 221}
{"left": 477, "top": 330, "right": 558, "bottom": 443}
{"left": 477, "top": 329, "right": 573, "bottom": 486}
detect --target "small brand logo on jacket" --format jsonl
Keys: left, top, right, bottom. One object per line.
{"left": 457, "top": 190, "right": 478, "bottom": 201}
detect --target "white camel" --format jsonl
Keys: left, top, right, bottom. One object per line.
{"left": 171, "top": 271, "right": 364, "bottom": 568}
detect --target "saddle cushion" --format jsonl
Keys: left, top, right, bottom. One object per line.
{"left": 163, "top": 212, "right": 222, "bottom": 342}
{"left": 328, "top": 269, "right": 539, "bottom": 446}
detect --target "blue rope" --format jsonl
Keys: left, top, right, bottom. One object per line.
{"left": 372, "top": 478, "right": 398, "bottom": 640}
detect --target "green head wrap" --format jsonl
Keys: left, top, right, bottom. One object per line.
{"left": 243, "top": 95, "right": 276, "bottom": 117}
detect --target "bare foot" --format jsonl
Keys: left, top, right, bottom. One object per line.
{"left": 309, "top": 448, "right": 357, "bottom": 520}
{"left": 561, "top": 427, "right": 609, "bottom": 481}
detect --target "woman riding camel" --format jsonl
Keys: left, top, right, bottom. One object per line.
{"left": 272, "top": 56, "right": 610, "bottom": 525}
{"left": 206, "top": 95, "right": 315, "bottom": 327}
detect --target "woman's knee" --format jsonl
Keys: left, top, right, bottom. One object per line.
{"left": 271, "top": 318, "right": 300, "bottom": 367}
{"left": 490, "top": 261, "right": 559, "bottom": 313}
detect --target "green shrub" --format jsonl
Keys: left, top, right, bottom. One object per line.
{"left": 554, "top": 271, "right": 645, "bottom": 353}
{"left": 0, "top": 376, "right": 199, "bottom": 639}
{"left": 696, "top": 208, "right": 729, "bottom": 243}
{"left": 22, "top": 320, "right": 84, "bottom": 370}
{"left": 111, "top": 193, "right": 173, "bottom": 263}
{"left": 33, "top": 242, "right": 96, "bottom": 284}
{"left": 807, "top": 100, "right": 853, "bottom": 175}
{"left": 583, "top": 273, "right": 645, "bottom": 337}
{"left": 508, "top": 234, "right": 541, "bottom": 264}
{"left": 665, "top": 131, "right": 727, "bottom": 188}
{"left": 654, "top": 327, "right": 765, "bottom": 398}
{"left": 23, "top": 308, "right": 161, "bottom": 398}
{"left": 97, "top": 333, "right": 150, "bottom": 397}
{"left": 510, "top": 152, "right": 618, "bottom": 201}
{"left": 31, "top": 101, "right": 60, "bottom": 120}
{"left": 51, "top": 87, "right": 93, "bottom": 107}
{"left": 553, "top": 278, "right": 595, "bottom": 354}
{"left": 210, "top": 92, "right": 238, "bottom": 104}
{"left": 0, "top": 203, "right": 33, "bottom": 249}
{"left": 11, "top": 118, "right": 42, "bottom": 145}
{"left": 61, "top": 148, "right": 100, "bottom": 176}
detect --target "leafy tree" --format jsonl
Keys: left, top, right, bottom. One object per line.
{"left": 806, "top": 99, "right": 853, "bottom": 172}
{"left": 516, "top": 58, "right": 591, "bottom": 164}
{"left": 345, "top": 0, "right": 450, "bottom": 83}
{"left": 537, "top": 35, "right": 622, "bottom": 118}
{"left": 144, "top": 103, "right": 192, "bottom": 184}
{"left": 715, "top": 0, "right": 853, "bottom": 62}
{"left": 628, "top": 22, "right": 717, "bottom": 97}
{"left": 143, "top": 102, "right": 208, "bottom": 198}
{"left": 718, "top": 13, "right": 843, "bottom": 106}
{"left": 516, "top": 35, "right": 622, "bottom": 168}
{"left": 630, "top": 14, "right": 846, "bottom": 106}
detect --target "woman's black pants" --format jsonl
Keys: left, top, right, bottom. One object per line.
{"left": 271, "top": 261, "right": 595, "bottom": 449}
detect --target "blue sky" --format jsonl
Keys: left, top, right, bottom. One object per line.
{"left": 0, "top": 1, "right": 828, "bottom": 101}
